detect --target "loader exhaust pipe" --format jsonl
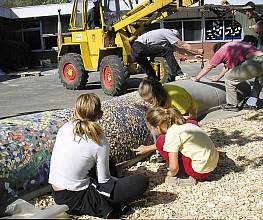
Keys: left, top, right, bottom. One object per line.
{"left": 57, "top": 9, "right": 63, "bottom": 49}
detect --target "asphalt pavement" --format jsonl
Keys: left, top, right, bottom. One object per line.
{"left": 0, "top": 62, "right": 257, "bottom": 122}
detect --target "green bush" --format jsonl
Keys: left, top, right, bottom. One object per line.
{"left": 0, "top": 40, "right": 32, "bottom": 71}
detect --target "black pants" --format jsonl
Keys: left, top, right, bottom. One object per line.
{"left": 53, "top": 174, "right": 149, "bottom": 218}
{"left": 105, "top": 174, "right": 149, "bottom": 207}
{"left": 131, "top": 41, "right": 182, "bottom": 78}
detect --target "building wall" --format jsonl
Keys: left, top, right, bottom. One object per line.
{"left": 173, "top": 42, "right": 216, "bottom": 60}
{"left": 1, "top": 4, "right": 263, "bottom": 65}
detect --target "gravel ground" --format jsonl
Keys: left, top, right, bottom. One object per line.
{"left": 31, "top": 109, "right": 263, "bottom": 219}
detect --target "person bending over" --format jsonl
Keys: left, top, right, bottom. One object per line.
{"left": 49, "top": 93, "right": 149, "bottom": 218}
{"left": 131, "top": 28, "right": 203, "bottom": 80}
{"left": 134, "top": 107, "right": 219, "bottom": 186}
{"left": 221, "top": 1, "right": 263, "bottom": 110}
{"left": 244, "top": 21, "right": 263, "bottom": 109}
{"left": 191, "top": 35, "right": 263, "bottom": 111}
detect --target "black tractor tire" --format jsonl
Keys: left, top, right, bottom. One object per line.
{"left": 58, "top": 53, "right": 88, "bottom": 90}
{"left": 99, "top": 55, "right": 127, "bottom": 96}
{"left": 154, "top": 57, "right": 175, "bottom": 83}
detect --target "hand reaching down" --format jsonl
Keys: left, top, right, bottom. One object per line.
{"left": 131, "top": 144, "right": 156, "bottom": 155}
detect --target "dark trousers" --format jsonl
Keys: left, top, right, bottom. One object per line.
{"left": 105, "top": 174, "right": 149, "bottom": 207}
{"left": 53, "top": 156, "right": 149, "bottom": 218}
{"left": 53, "top": 174, "right": 149, "bottom": 218}
{"left": 250, "top": 77, "right": 262, "bottom": 101}
{"left": 131, "top": 41, "right": 182, "bottom": 77}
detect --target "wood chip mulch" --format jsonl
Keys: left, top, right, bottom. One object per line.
{"left": 32, "top": 110, "right": 263, "bottom": 219}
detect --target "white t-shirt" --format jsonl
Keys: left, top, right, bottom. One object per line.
{"left": 49, "top": 122, "right": 112, "bottom": 191}
{"left": 136, "top": 29, "right": 180, "bottom": 47}
{"left": 163, "top": 123, "right": 219, "bottom": 173}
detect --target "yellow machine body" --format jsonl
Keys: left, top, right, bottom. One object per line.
{"left": 58, "top": 0, "right": 200, "bottom": 95}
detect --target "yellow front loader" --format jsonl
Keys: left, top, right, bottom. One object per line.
{"left": 58, "top": 0, "right": 200, "bottom": 96}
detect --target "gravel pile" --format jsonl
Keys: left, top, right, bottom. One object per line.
{"left": 31, "top": 109, "right": 263, "bottom": 219}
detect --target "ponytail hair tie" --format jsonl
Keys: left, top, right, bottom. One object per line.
{"left": 82, "top": 118, "right": 90, "bottom": 123}
{"left": 164, "top": 109, "right": 168, "bottom": 114}
{"left": 75, "top": 118, "right": 90, "bottom": 123}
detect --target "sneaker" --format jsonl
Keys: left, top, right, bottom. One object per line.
{"left": 221, "top": 104, "right": 240, "bottom": 112}
{"left": 165, "top": 176, "right": 196, "bottom": 187}
{"left": 243, "top": 103, "right": 258, "bottom": 111}
{"left": 175, "top": 73, "right": 189, "bottom": 80}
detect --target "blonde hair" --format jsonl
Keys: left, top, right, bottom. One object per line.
{"left": 73, "top": 93, "right": 103, "bottom": 145}
{"left": 146, "top": 107, "right": 185, "bottom": 129}
{"left": 138, "top": 79, "right": 167, "bottom": 107}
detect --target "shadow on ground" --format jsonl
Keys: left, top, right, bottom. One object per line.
{"left": 208, "top": 126, "right": 263, "bottom": 149}
{"left": 82, "top": 77, "right": 143, "bottom": 93}
{"left": 0, "top": 109, "right": 63, "bottom": 120}
{"left": 0, "top": 75, "right": 20, "bottom": 82}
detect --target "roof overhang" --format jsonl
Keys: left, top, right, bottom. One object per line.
{"left": 10, "top": 3, "right": 73, "bottom": 19}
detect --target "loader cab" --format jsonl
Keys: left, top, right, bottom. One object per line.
{"left": 69, "top": 0, "right": 127, "bottom": 31}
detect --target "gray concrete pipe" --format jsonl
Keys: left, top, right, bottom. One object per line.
{"left": 169, "top": 79, "right": 251, "bottom": 118}
{"left": 168, "top": 79, "right": 227, "bottom": 117}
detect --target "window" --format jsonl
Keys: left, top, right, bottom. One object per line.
{"left": 76, "top": 0, "right": 83, "bottom": 28}
{"left": 224, "top": 20, "right": 242, "bottom": 40}
{"left": 3, "top": 20, "right": 42, "bottom": 50}
{"left": 23, "top": 21, "right": 40, "bottom": 29}
{"left": 183, "top": 21, "right": 201, "bottom": 41}
{"left": 161, "top": 18, "right": 242, "bottom": 42}
{"left": 205, "top": 20, "right": 223, "bottom": 40}
{"left": 44, "top": 36, "right": 58, "bottom": 50}
{"left": 24, "top": 31, "right": 41, "bottom": 50}
{"left": 145, "top": 23, "right": 160, "bottom": 32}
{"left": 163, "top": 21, "right": 182, "bottom": 38}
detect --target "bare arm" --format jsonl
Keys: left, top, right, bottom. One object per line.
{"left": 208, "top": 67, "right": 228, "bottom": 82}
{"left": 184, "top": 107, "right": 197, "bottom": 120}
{"left": 175, "top": 40, "right": 204, "bottom": 55}
{"left": 132, "top": 144, "right": 156, "bottom": 155}
{"left": 190, "top": 63, "right": 214, "bottom": 82}
{"left": 167, "top": 152, "right": 179, "bottom": 177}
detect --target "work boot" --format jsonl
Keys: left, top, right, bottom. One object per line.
{"left": 221, "top": 104, "right": 241, "bottom": 112}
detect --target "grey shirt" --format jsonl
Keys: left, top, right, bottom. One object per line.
{"left": 136, "top": 29, "right": 180, "bottom": 47}
{"left": 49, "top": 122, "right": 112, "bottom": 191}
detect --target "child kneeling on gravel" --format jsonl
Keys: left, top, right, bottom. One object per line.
{"left": 138, "top": 78, "right": 198, "bottom": 162}
{"left": 134, "top": 107, "right": 219, "bottom": 186}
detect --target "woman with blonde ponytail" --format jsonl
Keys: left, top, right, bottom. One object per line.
{"left": 134, "top": 107, "right": 219, "bottom": 186}
{"left": 49, "top": 93, "right": 149, "bottom": 218}
{"left": 72, "top": 93, "right": 104, "bottom": 145}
